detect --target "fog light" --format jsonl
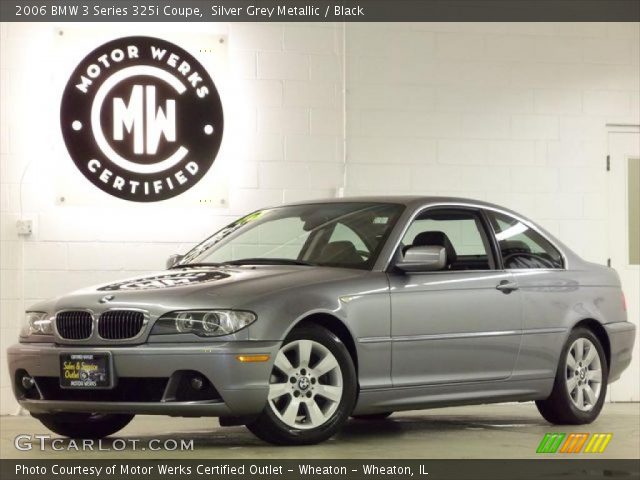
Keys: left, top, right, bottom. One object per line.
{"left": 21, "top": 376, "right": 35, "bottom": 390}
{"left": 190, "top": 376, "right": 204, "bottom": 390}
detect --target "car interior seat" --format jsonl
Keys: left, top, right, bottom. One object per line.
{"left": 499, "top": 239, "right": 554, "bottom": 269}
{"left": 499, "top": 240, "right": 531, "bottom": 256}
{"left": 318, "top": 241, "right": 364, "bottom": 266}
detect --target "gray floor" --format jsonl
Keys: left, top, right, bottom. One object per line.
{"left": 1, "top": 403, "right": 638, "bottom": 459}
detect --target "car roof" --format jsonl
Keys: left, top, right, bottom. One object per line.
{"left": 283, "top": 195, "right": 513, "bottom": 212}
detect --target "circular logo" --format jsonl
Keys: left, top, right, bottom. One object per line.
{"left": 60, "top": 36, "right": 223, "bottom": 202}
{"left": 297, "top": 377, "right": 310, "bottom": 391}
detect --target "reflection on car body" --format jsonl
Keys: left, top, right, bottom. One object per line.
{"left": 7, "top": 197, "right": 635, "bottom": 445}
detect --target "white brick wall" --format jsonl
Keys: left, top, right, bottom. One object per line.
{"left": 346, "top": 22, "right": 639, "bottom": 268}
{"left": 1, "top": 22, "right": 638, "bottom": 414}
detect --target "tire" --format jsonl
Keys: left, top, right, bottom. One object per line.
{"left": 536, "top": 327, "right": 608, "bottom": 425}
{"left": 352, "top": 412, "right": 393, "bottom": 420}
{"left": 34, "top": 413, "right": 134, "bottom": 439}
{"left": 247, "top": 325, "right": 357, "bottom": 445}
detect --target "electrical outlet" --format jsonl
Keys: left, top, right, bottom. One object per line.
{"left": 16, "top": 220, "right": 33, "bottom": 236}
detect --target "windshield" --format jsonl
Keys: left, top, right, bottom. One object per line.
{"left": 178, "top": 202, "right": 404, "bottom": 270}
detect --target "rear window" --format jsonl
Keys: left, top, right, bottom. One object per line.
{"left": 487, "top": 211, "right": 564, "bottom": 269}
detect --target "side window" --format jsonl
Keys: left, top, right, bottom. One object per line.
{"left": 401, "top": 209, "right": 493, "bottom": 270}
{"left": 487, "top": 211, "right": 564, "bottom": 269}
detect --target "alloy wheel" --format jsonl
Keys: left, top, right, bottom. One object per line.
{"left": 565, "top": 337, "right": 602, "bottom": 411}
{"left": 268, "top": 339, "right": 343, "bottom": 430}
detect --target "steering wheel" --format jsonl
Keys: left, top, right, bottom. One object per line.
{"left": 503, "top": 252, "right": 556, "bottom": 269}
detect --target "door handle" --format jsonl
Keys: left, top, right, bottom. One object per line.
{"left": 496, "top": 280, "right": 519, "bottom": 293}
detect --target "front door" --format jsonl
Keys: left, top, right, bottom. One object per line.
{"left": 388, "top": 207, "right": 522, "bottom": 387}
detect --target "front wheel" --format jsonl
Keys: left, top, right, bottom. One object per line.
{"left": 34, "top": 413, "right": 134, "bottom": 439}
{"left": 247, "top": 325, "right": 357, "bottom": 445}
{"left": 536, "top": 327, "right": 608, "bottom": 425}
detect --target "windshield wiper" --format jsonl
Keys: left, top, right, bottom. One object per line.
{"left": 169, "top": 262, "right": 224, "bottom": 269}
{"left": 221, "top": 258, "right": 315, "bottom": 266}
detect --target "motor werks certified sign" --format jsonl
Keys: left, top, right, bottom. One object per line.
{"left": 60, "top": 36, "right": 223, "bottom": 202}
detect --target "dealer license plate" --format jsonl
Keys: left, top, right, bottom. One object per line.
{"left": 59, "top": 353, "right": 113, "bottom": 389}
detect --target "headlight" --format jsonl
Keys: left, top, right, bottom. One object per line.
{"left": 151, "top": 310, "right": 256, "bottom": 337}
{"left": 21, "top": 312, "right": 53, "bottom": 336}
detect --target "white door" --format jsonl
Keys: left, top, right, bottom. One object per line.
{"left": 607, "top": 130, "right": 640, "bottom": 402}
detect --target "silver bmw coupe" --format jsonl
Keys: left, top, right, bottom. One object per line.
{"left": 8, "top": 197, "right": 635, "bottom": 445}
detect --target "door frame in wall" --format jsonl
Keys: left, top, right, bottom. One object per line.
{"left": 606, "top": 124, "right": 640, "bottom": 402}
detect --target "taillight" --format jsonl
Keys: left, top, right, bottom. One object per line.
{"left": 622, "top": 291, "right": 627, "bottom": 311}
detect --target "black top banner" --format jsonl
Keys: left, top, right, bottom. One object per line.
{"left": 1, "top": 0, "right": 639, "bottom": 22}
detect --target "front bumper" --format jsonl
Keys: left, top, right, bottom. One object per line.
{"left": 605, "top": 321, "right": 636, "bottom": 382}
{"left": 7, "top": 340, "right": 281, "bottom": 417}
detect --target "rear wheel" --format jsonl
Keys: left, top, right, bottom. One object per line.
{"left": 34, "top": 413, "right": 134, "bottom": 439}
{"left": 247, "top": 325, "right": 357, "bottom": 445}
{"left": 536, "top": 327, "right": 608, "bottom": 425}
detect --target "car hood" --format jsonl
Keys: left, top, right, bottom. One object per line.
{"left": 32, "top": 265, "right": 368, "bottom": 314}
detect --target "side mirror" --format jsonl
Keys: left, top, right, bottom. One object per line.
{"left": 166, "top": 254, "right": 184, "bottom": 269}
{"left": 396, "top": 245, "right": 446, "bottom": 273}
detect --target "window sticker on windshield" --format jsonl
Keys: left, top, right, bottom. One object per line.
{"left": 373, "top": 217, "right": 389, "bottom": 224}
